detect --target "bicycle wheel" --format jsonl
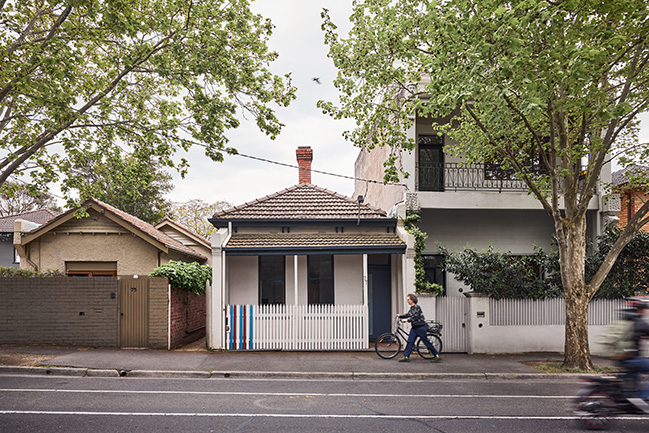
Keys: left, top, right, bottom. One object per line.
{"left": 375, "top": 333, "right": 401, "bottom": 359}
{"left": 416, "top": 334, "right": 443, "bottom": 359}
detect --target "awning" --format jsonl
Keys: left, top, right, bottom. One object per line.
{"left": 224, "top": 233, "right": 406, "bottom": 256}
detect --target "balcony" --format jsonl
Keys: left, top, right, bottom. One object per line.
{"left": 417, "top": 163, "right": 531, "bottom": 192}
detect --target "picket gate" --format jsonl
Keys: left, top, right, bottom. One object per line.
{"left": 225, "top": 304, "right": 368, "bottom": 351}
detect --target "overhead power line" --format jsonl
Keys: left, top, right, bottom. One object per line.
{"left": 234, "top": 152, "right": 408, "bottom": 189}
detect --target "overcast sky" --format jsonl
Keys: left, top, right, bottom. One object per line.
{"left": 167, "top": 0, "right": 649, "bottom": 208}
{"left": 167, "top": 1, "right": 358, "bottom": 207}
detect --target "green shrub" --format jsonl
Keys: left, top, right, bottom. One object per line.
{"left": 0, "top": 267, "right": 64, "bottom": 277}
{"left": 438, "top": 227, "right": 649, "bottom": 299}
{"left": 437, "top": 244, "right": 560, "bottom": 299}
{"left": 149, "top": 261, "right": 212, "bottom": 295}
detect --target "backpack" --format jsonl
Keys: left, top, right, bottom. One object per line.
{"left": 599, "top": 319, "right": 635, "bottom": 359}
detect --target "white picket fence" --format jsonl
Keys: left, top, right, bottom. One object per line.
{"left": 225, "top": 304, "right": 368, "bottom": 351}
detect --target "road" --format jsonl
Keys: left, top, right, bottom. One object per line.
{"left": 1, "top": 374, "right": 648, "bottom": 432}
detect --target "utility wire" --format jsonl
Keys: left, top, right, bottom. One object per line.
{"left": 234, "top": 152, "right": 409, "bottom": 189}
{"left": 6, "top": 89, "right": 409, "bottom": 190}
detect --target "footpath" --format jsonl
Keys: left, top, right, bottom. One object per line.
{"left": 0, "top": 339, "right": 616, "bottom": 380}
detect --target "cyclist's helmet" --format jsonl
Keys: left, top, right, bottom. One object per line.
{"left": 626, "top": 297, "right": 649, "bottom": 311}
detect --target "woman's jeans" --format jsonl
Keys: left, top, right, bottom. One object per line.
{"left": 403, "top": 324, "right": 439, "bottom": 358}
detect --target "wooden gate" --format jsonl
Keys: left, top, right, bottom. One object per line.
{"left": 436, "top": 296, "right": 468, "bottom": 353}
{"left": 119, "top": 278, "right": 149, "bottom": 348}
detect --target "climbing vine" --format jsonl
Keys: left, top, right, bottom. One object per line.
{"left": 403, "top": 212, "right": 443, "bottom": 295}
{"left": 149, "top": 261, "right": 212, "bottom": 295}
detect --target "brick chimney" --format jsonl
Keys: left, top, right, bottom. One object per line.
{"left": 296, "top": 146, "right": 313, "bottom": 184}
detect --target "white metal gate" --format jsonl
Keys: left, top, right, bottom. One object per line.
{"left": 436, "top": 296, "right": 468, "bottom": 353}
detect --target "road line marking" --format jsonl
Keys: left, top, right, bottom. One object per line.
{"left": 0, "top": 389, "right": 573, "bottom": 399}
{"left": 2, "top": 410, "right": 644, "bottom": 420}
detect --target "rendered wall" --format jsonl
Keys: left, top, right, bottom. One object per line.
{"left": 334, "top": 255, "right": 363, "bottom": 304}
{"left": 20, "top": 209, "right": 203, "bottom": 275}
{"left": 226, "top": 254, "right": 366, "bottom": 306}
{"left": 228, "top": 256, "right": 258, "bottom": 305}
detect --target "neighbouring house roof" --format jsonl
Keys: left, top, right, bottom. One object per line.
{"left": 19, "top": 198, "right": 206, "bottom": 261}
{"left": 224, "top": 233, "right": 406, "bottom": 256}
{"left": 612, "top": 165, "right": 649, "bottom": 187}
{"left": 154, "top": 216, "right": 211, "bottom": 249}
{"left": 0, "top": 209, "right": 60, "bottom": 233}
{"left": 210, "top": 184, "right": 393, "bottom": 227}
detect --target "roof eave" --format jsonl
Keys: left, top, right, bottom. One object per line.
{"left": 224, "top": 245, "right": 407, "bottom": 256}
{"left": 208, "top": 218, "right": 397, "bottom": 229}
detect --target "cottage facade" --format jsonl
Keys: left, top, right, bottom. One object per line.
{"left": 206, "top": 147, "right": 415, "bottom": 350}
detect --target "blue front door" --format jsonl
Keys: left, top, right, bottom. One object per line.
{"left": 368, "top": 259, "right": 391, "bottom": 340}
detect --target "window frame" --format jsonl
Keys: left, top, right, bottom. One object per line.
{"left": 258, "top": 255, "right": 286, "bottom": 305}
{"left": 307, "top": 254, "right": 334, "bottom": 305}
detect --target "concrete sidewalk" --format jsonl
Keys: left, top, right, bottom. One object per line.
{"left": 0, "top": 339, "right": 617, "bottom": 380}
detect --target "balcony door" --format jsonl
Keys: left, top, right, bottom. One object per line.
{"left": 418, "top": 135, "right": 444, "bottom": 191}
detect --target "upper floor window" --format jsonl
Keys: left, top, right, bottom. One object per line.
{"left": 308, "top": 254, "right": 334, "bottom": 305}
{"left": 418, "top": 134, "right": 445, "bottom": 191}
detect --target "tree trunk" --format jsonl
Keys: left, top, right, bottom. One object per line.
{"left": 559, "top": 217, "right": 594, "bottom": 370}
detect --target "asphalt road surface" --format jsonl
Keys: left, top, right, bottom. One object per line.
{"left": 1, "top": 374, "right": 648, "bottom": 432}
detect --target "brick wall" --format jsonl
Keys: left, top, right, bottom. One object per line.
{"left": 617, "top": 189, "right": 649, "bottom": 231}
{"left": 147, "top": 277, "right": 170, "bottom": 349}
{"left": 0, "top": 277, "right": 118, "bottom": 346}
{"left": 169, "top": 288, "right": 206, "bottom": 348}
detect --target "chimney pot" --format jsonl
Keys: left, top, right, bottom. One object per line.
{"left": 296, "top": 146, "right": 313, "bottom": 184}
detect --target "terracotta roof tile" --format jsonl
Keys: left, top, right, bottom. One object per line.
{"left": 0, "top": 209, "right": 60, "bottom": 232}
{"left": 212, "top": 184, "right": 388, "bottom": 221}
{"left": 225, "top": 233, "right": 405, "bottom": 249}
{"left": 86, "top": 199, "right": 206, "bottom": 261}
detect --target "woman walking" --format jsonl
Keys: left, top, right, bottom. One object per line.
{"left": 397, "top": 293, "right": 441, "bottom": 363}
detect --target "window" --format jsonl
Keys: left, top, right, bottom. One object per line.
{"left": 308, "top": 255, "right": 334, "bottom": 304}
{"left": 418, "top": 134, "right": 445, "bottom": 191}
{"left": 66, "top": 261, "right": 117, "bottom": 277}
{"left": 422, "top": 255, "right": 446, "bottom": 295}
{"left": 13, "top": 247, "right": 20, "bottom": 264}
{"left": 259, "top": 256, "right": 285, "bottom": 305}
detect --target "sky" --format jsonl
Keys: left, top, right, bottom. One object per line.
{"left": 163, "top": 1, "right": 649, "bottom": 208}
{"left": 166, "top": 1, "right": 359, "bottom": 207}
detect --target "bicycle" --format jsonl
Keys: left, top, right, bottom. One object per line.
{"left": 374, "top": 317, "right": 443, "bottom": 359}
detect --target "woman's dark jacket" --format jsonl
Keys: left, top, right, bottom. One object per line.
{"left": 399, "top": 304, "right": 427, "bottom": 328}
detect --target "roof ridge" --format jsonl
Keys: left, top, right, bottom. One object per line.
{"left": 211, "top": 183, "right": 388, "bottom": 221}
{"left": 84, "top": 198, "right": 206, "bottom": 260}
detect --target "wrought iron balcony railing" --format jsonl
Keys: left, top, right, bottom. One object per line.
{"left": 416, "top": 162, "right": 532, "bottom": 192}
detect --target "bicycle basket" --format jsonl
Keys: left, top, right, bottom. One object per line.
{"left": 426, "top": 320, "right": 443, "bottom": 334}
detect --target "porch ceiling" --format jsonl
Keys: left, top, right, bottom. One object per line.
{"left": 224, "top": 233, "right": 406, "bottom": 256}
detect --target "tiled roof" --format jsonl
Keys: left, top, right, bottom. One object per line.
{"left": 612, "top": 165, "right": 649, "bottom": 186}
{"left": 225, "top": 233, "right": 405, "bottom": 249}
{"left": 85, "top": 199, "right": 206, "bottom": 261}
{"left": 211, "top": 184, "right": 388, "bottom": 221}
{"left": 22, "top": 199, "right": 206, "bottom": 261}
{"left": 155, "top": 216, "right": 211, "bottom": 246}
{"left": 0, "top": 209, "right": 60, "bottom": 232}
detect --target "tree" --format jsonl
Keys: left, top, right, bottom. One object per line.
{"left": 168, "top": 199, "right": 231, "bottom": 238}
{"left": 322, "top": 0, "right": 649, "bottom": 369}
{"left": 61, "top": 151, "right": 173, "bottom": 224}
{"left": 0, "top": 0, "right": 295, "bottom": 193}
{"left": 0, "top": 181, "right": 60, "bottom": 216}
